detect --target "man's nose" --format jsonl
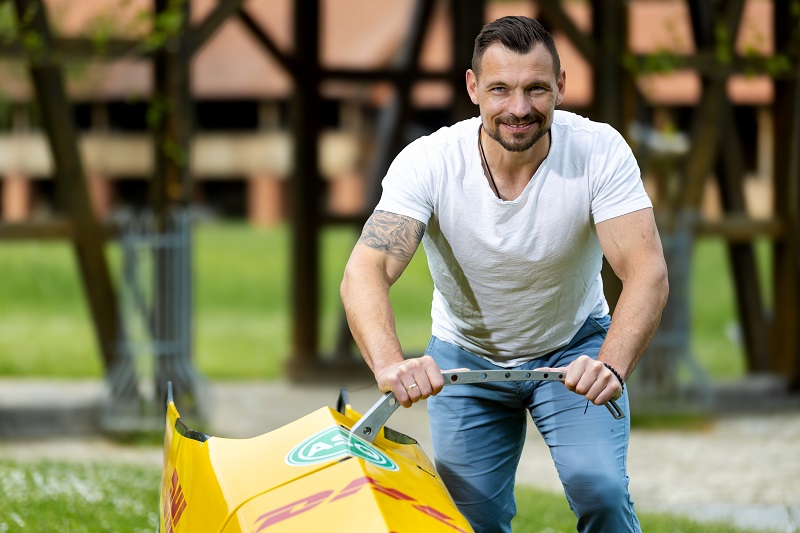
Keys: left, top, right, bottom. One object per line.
{"left": 507, "top": 91, "right": 530, "bottom": 118}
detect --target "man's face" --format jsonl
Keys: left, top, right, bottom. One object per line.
{"left": 467, "top": 43, "right": 565, "bottom": 153}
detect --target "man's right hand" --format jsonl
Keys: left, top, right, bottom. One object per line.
{"left": 375, "top": 355, "right": 445, "bottom": 408}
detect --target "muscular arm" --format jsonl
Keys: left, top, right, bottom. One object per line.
{"left": 595, "top": 207, "right": 669, "bottom": 378}
{"left": 341, "top": 211, "right": 443, "bottom": 406}
{"left": 560, "top": 207, "right": 669, "bottom": 405}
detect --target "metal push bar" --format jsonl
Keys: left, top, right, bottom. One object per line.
{"left": 350, "top": 370, "right": 625, "bottom": 443}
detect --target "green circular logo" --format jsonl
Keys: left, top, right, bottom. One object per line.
{"left": 286, "top": 426, "right": 398, "bottom": 471}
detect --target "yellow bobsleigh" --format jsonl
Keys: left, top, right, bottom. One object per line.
{"left": 159, "top": 370, "right": 623, "bottom": 532}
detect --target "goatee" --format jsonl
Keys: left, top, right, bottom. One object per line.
{"left": 485, "top": 120, "right": 549, "bottom": 153}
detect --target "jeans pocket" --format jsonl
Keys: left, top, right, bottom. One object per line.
{"left": 586, "top": 314, "right": 611, "bottom": 337}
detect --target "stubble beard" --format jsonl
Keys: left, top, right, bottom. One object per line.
{"left": 485, "top": 117, "right": 550, "bottom": 153}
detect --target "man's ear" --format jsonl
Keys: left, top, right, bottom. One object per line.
{"left": 466, "top": 69, "right": 479, "bottom": 105}
{"left": 555, "top": 70, "right": 566, "bottom": 106}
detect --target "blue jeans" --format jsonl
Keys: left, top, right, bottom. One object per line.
{"left": 426, "top": 316, "right": 641, "bottom": 533}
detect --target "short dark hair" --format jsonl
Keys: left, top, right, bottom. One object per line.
{"left": 472, "top": 16, "right": 561, "bottom": 78}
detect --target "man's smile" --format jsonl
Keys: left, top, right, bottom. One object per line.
{"left": 499, "top": 121, "right": 538, "bottom": 134}
{"left": 504, "top": 122, "right": 533, "bottom": 129}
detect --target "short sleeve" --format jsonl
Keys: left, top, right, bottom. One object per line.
{"left": 590, "top": 125, "right": 652, "bottom": 224}
{"left": 374, "top": 138, "right": 437, "bottom": 224}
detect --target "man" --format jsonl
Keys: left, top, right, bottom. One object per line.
{"left": 340, "top": 16, "right": 668, "bottom": 533}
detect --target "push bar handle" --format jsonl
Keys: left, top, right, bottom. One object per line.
{"left": 442, "top": 369, "right": 566, "bottom": 384}
{"left": 350, "top": 370, "right": 624, "bottom": 443}
{"left": 443, "top": 370, "right": 625, "bottom": 420}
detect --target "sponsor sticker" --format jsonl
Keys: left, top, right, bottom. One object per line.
{"left": 163, "top": 469, "right": 186, "bottom": 533}
{"left": 254, "top": 476, "right": 469, "bottom": 532}
{"left": 286, "top": 426, "right": 398, "bottom": 471}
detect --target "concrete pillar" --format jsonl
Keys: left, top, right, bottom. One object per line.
{"left": 756, "top": 106, "right": 774, "bottom": 180}
{"left": 702, "top": 178, "right": 723, "bottom": 220}
{"left": 248, "top": 173, "right": 284, "bottom": 226}
{"left": 328, "top": 170, "right": 365, "bottom": 216}
{"left": 2, "top": 173, "right": 32, "bottom": 222}
{"left": 88, "top": 173, "right": 113, "bottom": 220}
{"left": 745, "top": 106, "right": 774, "bottom": 219}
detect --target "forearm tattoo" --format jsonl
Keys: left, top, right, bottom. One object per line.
{"left": 359, "top": 210, "right": 426, "bottom": 262}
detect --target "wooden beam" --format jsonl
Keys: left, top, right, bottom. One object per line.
{"left": 0, "top": 220, "right": 120, "bottom": 240}
{"left": 627, "top": 52, "right": 800, "bottom": 81}
{"left": 537, "top": 0, "right": 596, "bottom": 64}
{"left": 717, "top": 103, "right": 770, "bottom": 372}
{"left": 237, "top": 7, "right": 295, "bottom": 74}
{"left": 150, "top": 0, "right": 193, "bottom": 212}
{"left": 592, "top": 0, "right": 630, "bottom": 313}
{"left": 0, "top": 220, "right": 74, "bottom": 240}
{"left": 687, "top": 0, "right": 716, "bottom": 49}
{"left": 683, "top": 0, "right": 773, "bottom": 374}
{"left": 0, "top": 1, "right": 244, "bottom": 61}
{"left": 451, "top": 0, "right": 485, "bottom": 121}
{"left": 679, "top": 0, "right": 745, "bottom": 211}
{"left": 286, "top": 0, "right": 323, "bottom": 376}
{"left": 771, "top": 0, "right": 800, "bottom": 386}
{"left": 12, "top": 0, "right": 122, "bottom": 371}
{"left": 185, "top": 0, "right": 247, "bottom": 57}
{"left": 693, "top": 217, "right": 783, "bottom": 241}
{"left": 0, "top": 38, "right": 139, "bottom": 59}
{"left": 591, "top": 0, "right": 627, "bottom": 127}
{"left": 363, "top": 0, "right": 438, "bottom": 209}
{"left": 321, "top": 68, "right": 449, "bottom": 83}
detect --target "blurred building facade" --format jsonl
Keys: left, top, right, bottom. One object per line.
{"left": 0, "top": 0, "right": 777, "bottom": 224}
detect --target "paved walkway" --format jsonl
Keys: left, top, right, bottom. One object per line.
{"left": 0, "top": 379, "right": 798, "bottom": 532}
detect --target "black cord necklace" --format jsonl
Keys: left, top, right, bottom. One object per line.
{"left": 478, "top": 126, "right": 501, "bottom": 199}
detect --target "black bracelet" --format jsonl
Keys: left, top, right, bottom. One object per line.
{"left": 603, "top": 362, "right": 625, "bottom": 392}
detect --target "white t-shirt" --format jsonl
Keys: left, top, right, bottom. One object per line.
{"left": 375, "top": 111, "right": 652, "bottom": 366}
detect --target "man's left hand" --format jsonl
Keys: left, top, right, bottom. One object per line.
{"left": 536, "top": 355, "right": 622, "bottom": 405}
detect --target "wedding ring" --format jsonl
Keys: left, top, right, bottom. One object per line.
{"left": 405, "top": 383, "right": 418, "bottom": 391}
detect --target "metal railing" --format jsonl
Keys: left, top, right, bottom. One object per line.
{"left": 103, "top": 209, "right": 206, "bottom": 432}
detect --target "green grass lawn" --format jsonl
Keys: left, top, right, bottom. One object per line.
{"left": 0, "top": 222, "right": 436, "bottom": 379}
{"left": 0, "top": 221, "right": 770, "bottom": 381}
{"left": 0, "top": 460, "right": 159, "bottom": 533}
{"left": 0, "top": 460, "right": 768, "bottom": 533}
{"left": 688, "top": 238, "right": 772, "bottom": 379}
